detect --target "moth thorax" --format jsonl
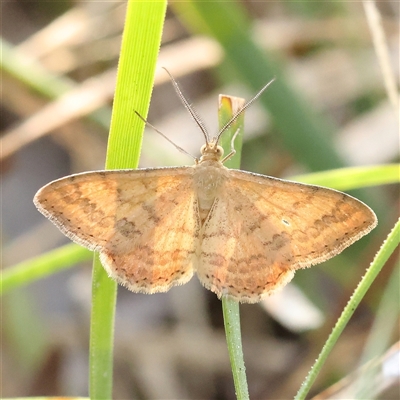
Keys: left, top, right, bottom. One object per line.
{"left": 194, "top": 162, "right": 227, "bottom": 220}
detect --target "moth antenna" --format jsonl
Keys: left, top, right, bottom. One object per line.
{"left": 215, "top": 78, "right": 275, "bottom": 143}
{"left": 163, "top": 67, "right": 211, "bottom": 144}
{"left": 135, "top": 111, "right": 196, "bottom": 160}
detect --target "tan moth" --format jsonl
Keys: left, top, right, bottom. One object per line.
{"left": 34, "top": 75, "right": 377, "bottom": 303}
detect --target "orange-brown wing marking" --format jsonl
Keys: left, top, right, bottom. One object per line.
{"left": 198, "top": 170, "right": 377, "bottom": 303}
{"left": 34, "top": 168, "right": 201, "bottom": 293}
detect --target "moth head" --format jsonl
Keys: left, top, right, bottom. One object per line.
{"left": 200, "top": 142, "right": 224, "bottom": 162}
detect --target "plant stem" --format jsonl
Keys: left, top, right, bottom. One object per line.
{"left": 219, "top": 93, "right": 249, "bottom": 400}
{"left": 295, "top": 219, "right": 400, "bottom": 399}
{"left": 89, "top": 1, "right": 167, "bottom": 398}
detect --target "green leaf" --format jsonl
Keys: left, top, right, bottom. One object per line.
{"left": 295, "top": 219, "right": 400, "bottom": 399}
{"left": 89, "top": 2, "right": 167, "bottom": 398}
{"left": 219, "top": 94, "right": 250, "bottom": 400}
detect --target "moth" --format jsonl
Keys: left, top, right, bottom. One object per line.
{"left": 34, "top": 73, "right": 377, "bottom": 303}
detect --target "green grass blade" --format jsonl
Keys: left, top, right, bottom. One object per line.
{"left": 89, "top": 1, "right": 167, "bottom": 398}
{"left": 89, "top": 256, "right": 118, "bottom": 398}
{"left": 352, "top": 261, "right": 400, "bottom": 398}
{"left": 291, "top": 164, "right": 400, "bottom": 190}
{"left": 0, "top": 244, "right": 91, "bottom": 295}
{"left": 222, "top": 297, "right": 249, "bottom": 400}
{"left": 219, "top": 94, "right": 249, "bottom": 400}
{"left": 295, "top": 219, "right": 400, "bottom": 400}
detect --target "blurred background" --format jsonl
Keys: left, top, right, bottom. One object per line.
{"left": 1, "top": 1, "right": 399, "bottom": 399}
